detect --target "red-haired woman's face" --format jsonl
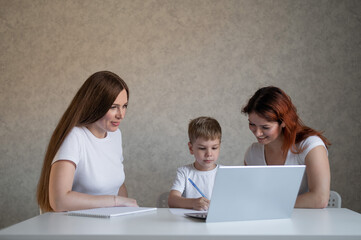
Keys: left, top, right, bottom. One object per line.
{"left": 248, "top": 112, "right": 284, "bottom": 145}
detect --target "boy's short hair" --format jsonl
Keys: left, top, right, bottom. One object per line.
{"left": 188, "top": 116, "right": 222, "bottom": 143}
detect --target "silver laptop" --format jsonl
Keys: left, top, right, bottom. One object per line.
{"left": 185, "top": 165, "right": 305, "bottom": 223}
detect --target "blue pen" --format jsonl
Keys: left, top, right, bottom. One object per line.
{"left": 188, "top": 178, "right": 207, "bottom": 198}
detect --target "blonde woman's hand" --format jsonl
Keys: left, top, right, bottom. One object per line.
{"left": 115, "top": 196, "right": 138, "bottom": 207}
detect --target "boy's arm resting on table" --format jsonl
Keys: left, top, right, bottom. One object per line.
{"left": 294, "top": 146, "right": 330, "bottom": 208}
{"left": 168, "top": 190, "right": 210, "bottom": 211}
{"left": 49, "top": 160, "right": 137, "bottom": 212}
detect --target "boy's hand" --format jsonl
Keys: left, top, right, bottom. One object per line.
{"left": 192, "top": 197, "right": 210, "bottom": 211}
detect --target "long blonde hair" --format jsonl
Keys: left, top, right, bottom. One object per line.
{"left": 37, "top": 71, "right": 129, "bottom": 212}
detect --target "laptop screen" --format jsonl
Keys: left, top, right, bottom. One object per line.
{"left": 204, "top": 165, "right": 305, "bottom": 222}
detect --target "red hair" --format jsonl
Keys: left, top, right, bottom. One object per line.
{"left": 242, "top": 86, "right": 330, "bottom": 157}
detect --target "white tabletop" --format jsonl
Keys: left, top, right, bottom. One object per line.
{"left": 1, "top": 208, "right": 361, "bottom": 239}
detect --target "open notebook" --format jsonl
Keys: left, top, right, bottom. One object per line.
{"left": 67, "top": 207, "right": 156, "bottom": 218}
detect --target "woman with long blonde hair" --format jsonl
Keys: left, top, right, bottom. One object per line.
{"left": 37, "top": 71, "right": 138, "bottom": 212}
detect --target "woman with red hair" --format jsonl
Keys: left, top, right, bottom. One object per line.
{"left": 242, "top": 86, "right": 331, "bottom": 208}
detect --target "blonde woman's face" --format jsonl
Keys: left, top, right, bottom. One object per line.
{"left": 87, "top": 89, "right": 128, "bottom": 138}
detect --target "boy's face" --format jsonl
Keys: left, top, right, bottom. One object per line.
{"left": 188, "top": 137, "right": 220, "bottom": 171}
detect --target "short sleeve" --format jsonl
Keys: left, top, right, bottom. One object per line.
{"left": 52, "top": 128, "right": 82, "bottom": 166}
{"left": 170, "top": 167, "right": 187, "bottom": 194}
{"left": 297, "top": 136, "right": 327, "bottom": 160}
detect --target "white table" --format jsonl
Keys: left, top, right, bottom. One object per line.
{"left": 1, "top": 208, "right": 361, "bottom": 239}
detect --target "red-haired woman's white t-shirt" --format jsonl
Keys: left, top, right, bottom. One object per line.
{"left": 244, "top": 136, "right": 327, "bottom": 195}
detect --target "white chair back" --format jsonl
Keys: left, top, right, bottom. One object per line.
{"left": 327, "top": 190, "right": 341, "bottom": 208}
{"left": 156, "top": 192, "right": 169, "bottom": 208}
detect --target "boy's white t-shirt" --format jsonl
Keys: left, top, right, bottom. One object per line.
{"left": 244, "top": 135, "right": 327, "bottom": 195}
{"left": 52, "top": 126, "right": 125, "bottom": 196}
{"left": 171, "top": 163, "right": 218, "bottom": 199}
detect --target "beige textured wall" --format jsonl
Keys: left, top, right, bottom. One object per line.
{"left": 1, "top": 0, "right": 360, "bottom": 229}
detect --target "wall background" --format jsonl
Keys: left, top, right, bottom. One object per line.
{"left": 0, "top": 0, "right": 360, "bottom": 229}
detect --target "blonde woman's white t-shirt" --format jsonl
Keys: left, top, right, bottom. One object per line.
{"left": 244, "top": 136, "right": 327, "bottom": 195}
{"left": 171, "top": 163, "right": 218, "bottom": 199}
{"left": 53, "top": 127, "right": 125, "bottom": 196}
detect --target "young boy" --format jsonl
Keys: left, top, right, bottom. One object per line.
{"left": 168, "top": 116, "right": 222, "bottom": 211}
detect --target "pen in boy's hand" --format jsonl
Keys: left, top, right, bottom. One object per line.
{"left": 188, "top": 178, "right": 207, "bottom": 198}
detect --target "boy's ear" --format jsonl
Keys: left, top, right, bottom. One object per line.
{"left": 188, "top": 142, "right": 194, "bottom": 154}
